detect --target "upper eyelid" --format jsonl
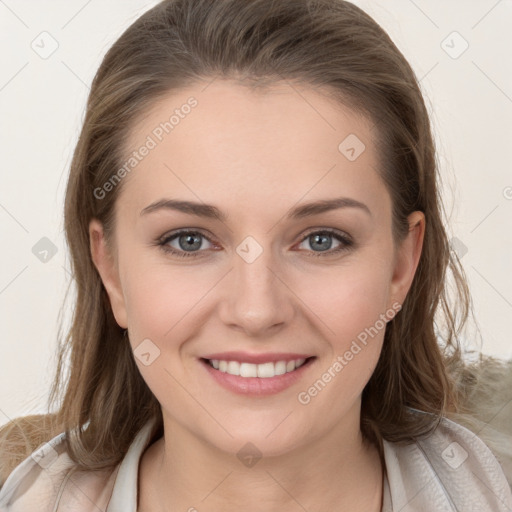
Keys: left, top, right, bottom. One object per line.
{"left": 159, "top": 228, "right": 216, "bottom": 245}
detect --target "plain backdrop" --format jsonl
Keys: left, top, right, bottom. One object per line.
{"left": 1, "top": 0, "right": 511, "bottom": 428}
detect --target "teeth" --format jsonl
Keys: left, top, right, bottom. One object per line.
{"left": 209, "top": 358, "right": 307, "bottom": 378}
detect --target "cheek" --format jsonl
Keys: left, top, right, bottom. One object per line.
{"left": 120, "top": 264, "right": 202, "bottom": 404}
{"left": 291, "top": 257, "right": 393, "bottom": 406}
{"left": 121, "top": 256, "right": 209, "bottom": 340}
{"left": 121, "top": 242, "right": 394, "bottom": 345}
{"left": 297, "top": 258, "right": 392, "bottom": 343}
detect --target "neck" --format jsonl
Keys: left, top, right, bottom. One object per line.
{"left": 138, "top": 411, "right": 384, "bottom": 512}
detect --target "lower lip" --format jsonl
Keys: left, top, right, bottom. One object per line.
{"left": 199, "top": 358, "right": 316, "bottom": 396}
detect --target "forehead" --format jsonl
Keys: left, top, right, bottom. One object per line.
{"left": 117, "top": 79, "right": 388, "bottom": 222}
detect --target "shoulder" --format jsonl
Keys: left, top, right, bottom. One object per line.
{"left": 0, "top": 430, "right": 118, "bottom": 512}
{"left": 0, "top": 414, "right": 60, "bottom": 487}
{"left": 446, "top": 355, "right": 512, "bottom": 487}
{"left": 383, "top": 413, "right": 512, "bottom": 512}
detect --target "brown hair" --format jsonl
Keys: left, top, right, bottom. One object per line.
{"left": 0, "top": 0, "right": 485, "bottom": 482}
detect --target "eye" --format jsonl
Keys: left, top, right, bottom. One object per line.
{"left": 296, "top": 229, "right": 353, "bottom": 257}
{"left": 156, "top": 228, "right": 354, "bottom": 259}
{"left": 157, "top": 230, "right": 216, "bottom": 258}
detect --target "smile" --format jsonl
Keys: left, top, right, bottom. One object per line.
{"left": 200, "top": 356, "right": 316, "bottom": 396}
{"left": 206, "top": 358, "right": 308, "bottom": 378}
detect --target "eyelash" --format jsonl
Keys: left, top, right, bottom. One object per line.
{"left": 156, "top": 228, "right": 354, "bottom": 259}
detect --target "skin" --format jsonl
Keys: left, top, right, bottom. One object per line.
{"left": 89, "top": 79, "right": 425, "bottom": 512}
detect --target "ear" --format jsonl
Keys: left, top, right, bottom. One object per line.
{"left": 389, "top": 211, "right": 425, "bottom": 307}
{"left": 89, "top": 218, "right": 128, "bottom": 328}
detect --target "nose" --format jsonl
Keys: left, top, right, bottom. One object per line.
{"left": 218, "top": 241, "right": 295, "bottom": 338}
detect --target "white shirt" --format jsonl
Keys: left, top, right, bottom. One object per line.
{"left": 0, "top": 414, "right": 511, "bottom": 511}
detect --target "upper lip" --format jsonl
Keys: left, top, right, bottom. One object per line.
{"left": 201, "top": 351, "right": 314, "bottom": 364}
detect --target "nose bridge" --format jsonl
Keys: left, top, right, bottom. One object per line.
{"left": 220, "top": 234, "right": 293, "bottom": 335}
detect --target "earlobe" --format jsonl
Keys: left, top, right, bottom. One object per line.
{"left": 389, "top": 211, "right": 425, "bottom": 307}
{"left": 89, "top": 219, "right": 128, "bottom": 328}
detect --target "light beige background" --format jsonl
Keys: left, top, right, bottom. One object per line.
{"left": 1, "top": 0, "right": 511, "bottom": 427}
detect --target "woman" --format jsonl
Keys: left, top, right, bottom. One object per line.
{"left": 0, "top": 0, "right": 511, "bottom": 510}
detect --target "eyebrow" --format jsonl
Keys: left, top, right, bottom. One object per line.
{"left": 139, "top": 197, "right": 372, "bottom": 221}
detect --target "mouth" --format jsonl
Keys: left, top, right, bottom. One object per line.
{"left": 199, "top": 356, "right": 317, "bottom": 396}
{"left": 201, "top": 356, "right": 315, "bottom": 378}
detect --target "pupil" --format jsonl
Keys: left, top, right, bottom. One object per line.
{"left": 312, "top": 234, "right": 331, "bottom": 251}
{"left": 181, "top": 233, "right": 201, "bottom": 251}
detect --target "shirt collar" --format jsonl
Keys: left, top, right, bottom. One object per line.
{"left": 105, "top": 414, "right": 512, "bottom": 512}
{"left": 107, "top": 417, "right": 158, "bottom": 511}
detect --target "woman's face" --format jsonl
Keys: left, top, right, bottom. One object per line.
{"left": 90, "top": 80, "right": 424, "bottom": 457}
